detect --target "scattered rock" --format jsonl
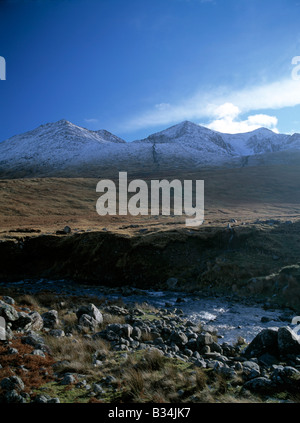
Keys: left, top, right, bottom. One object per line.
{"left": 42, "top": 310, "right": 59, "bottom": 329}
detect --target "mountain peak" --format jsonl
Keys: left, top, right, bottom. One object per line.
{"left": 251, "top": 127, "right": 277, "bottom": 135}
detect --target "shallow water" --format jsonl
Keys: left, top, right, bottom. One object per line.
{"left": 1, "top": 279, "right": 295, "bottom": 345}
{"left": 108, "top": 289, "right": 292, "bottom": 345}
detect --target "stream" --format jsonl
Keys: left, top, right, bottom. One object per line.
{"left": 1, "top": 278, "right": 295, "bottom": 345}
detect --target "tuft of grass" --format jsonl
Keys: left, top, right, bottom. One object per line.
{"left": 195, "top": 368, "right": 207, "bottom": 391}
{"left": 45, "top": 335, "right": 110, "bottom": 375}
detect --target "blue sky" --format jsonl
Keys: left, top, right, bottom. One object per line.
{"left": 1, "top": 0, "right": 300, "bottom": 141}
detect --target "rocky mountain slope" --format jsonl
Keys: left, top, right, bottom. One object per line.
{"left": 1, "top": 119, "right": 300, "bottom": 178}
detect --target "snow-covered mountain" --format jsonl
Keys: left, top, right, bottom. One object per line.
{"left": 0, "top": 119, "right": 300, "bottom": 178}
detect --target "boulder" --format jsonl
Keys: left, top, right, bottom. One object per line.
{"left": 243, "top": 377, "right": 275, "bottom": 393}
{"left": 42, "top": 310, "right": 59, "bottom": 329}
{"left": 12, "top": 311, "right": 43, "bottom": 331}
{"left": 2, "top": 296, "right": 15, "bottom": 305}
{"left": 271, "top": 365, "right": 300, "bottom": 387}
{"left": 0, "top": 376, "right": 24, "bottom": 392}
{"left": 277, "top": 326, "right": 300, "bottom": 356}
{"left": 60, "top": 374, "right": 76, "bottom": 385}
{"left": 242, "top": 361, "right": 261, "bottom": 380}
{"left": 197, "top": 332, "right": 214, "bottom": 349}
{"left": 169, "top": 330, "right": 188, "bottom": 346}
{"left": 21, "top": 331, "right": 47, "bottom": 351}
{"left": 244, "top": 328, "right": 278, "bottom": 358}
{"left": 78, "top": 314, "right": 99, "bottom": 331}
{"left": 0, "top": 300, "right": 19, "bottom": 322}
{"left": 76, "top": 304, "right": 103, "bottom": 325}
{"left": 28, "top": 311, "right": 44, "bottom": 331}
{"left": 4, "top": 390, "right": 27, "bottom": 403}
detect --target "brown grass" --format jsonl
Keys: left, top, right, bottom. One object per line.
{"left": 0, "top": 335, "right": 55, "bottom": 394}
{"left": 45, "top": 335, "right": 111, "bottom": 375}
{"left": 1, "top": 162, "right": 300, "bottom": 238}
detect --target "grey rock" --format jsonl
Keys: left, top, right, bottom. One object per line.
{"left": 60, "top": 374, "right": 76, "bottom": 385}
{"left": 34, "top": 394, "right": 60, "bottom": 403}
{"left": 197, "top": 332, "right": 214, "bottom": 348}
{"left": 76, "top": 303, "right": 103, "bottom": 325}
{"left": 244, "top": 328, "right": 278, "bottom": 358}
{"left": 4, "top": 389, "right": 26, "bottom": 403}
{"left": 49, "top": 329, "right": 65, "bottom": 338}
{"left": 195, "top": 358, "right": 207, "bottom": 368}
{"left": 7, "top": 347, "right": 18, "bottom": 355}
{"left": 93, "top": 383, "right": 104, "bottom": 394}
{"left": 170, "top": 330, "right": 188, "bottom": 346}
{"left": 121, "top": 324, "right": 133, "bottom": 338}
{"left": 277, "top": 326, "right": 300, "bottom": 356}
{"left": 13, "top": 312, "right": 32, "bottom": 330}
{"left": 42, "top": 310, "right": 59, "bottom": 329}
{"left": 243, "top": 377, "right": 275, "bottom": 393}
{"left": 202, "top": 324, "right": 218, "bottom": 335}
{"left": 34, "top": 394, "right": 51, "bottom": 403}
{"left": 28, "top": 311, "right": 44, "bottom": 331}
{"left": 0, "top": 300, "right": 19, "bottom": 322}
{"left": 31, "top": 349, "right": 46, "bottom": 357}
{"left": 0, "top": 376, "right": 24, "bottom": 391}
{"left": 22, "top": 331, "right": 45, "bottom": 349}
{"left": 48, "top": 397, "right": 60, "bottom": 403}
{"left": 271, "top": 365, "right": 300, "bottom": 386}
{"left": 242, "top": 361, "right": 261, "bottom": 380}
{"left": 210, "top": 341, "right": 223, "bottom": 354}
{"left": 204, "top": 352, "right": 228, "bottom": 363}
{"left": 234, "top": 362, "right": 243, "bottom": 371}
{"left": 2, "top": 296, "right": 15, "bottom": 305}
{"left": 63, "top": 226, "right": 71, "bottom": 234}
{"left": 257, "top": 353, "right": 279, "bottom": 367}
{"left": 105, "top": 323, "right": 133, "bottom": 338}
{"left": 78, "top": 314, "right": 99, "bottom": 331}
{"left": 13, "top": 310, "right": 43, "bottom": 331}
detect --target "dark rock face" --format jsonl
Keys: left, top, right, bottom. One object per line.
{"left": 244, "top": 328, "right": 278, "bottom": 358}
{"left": 277, "top": 326, "right": 300, "bottom": 356}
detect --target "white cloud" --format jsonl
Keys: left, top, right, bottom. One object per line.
{"left": 122, "top": 77, "right": 300, "bottom": 133}
{"left": 204, "top": 103, "right": 279, "bottom": 134}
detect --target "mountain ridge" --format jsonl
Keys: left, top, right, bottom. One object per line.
{"left": 0, "top": 119, "right": 300, "bottom": 178}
